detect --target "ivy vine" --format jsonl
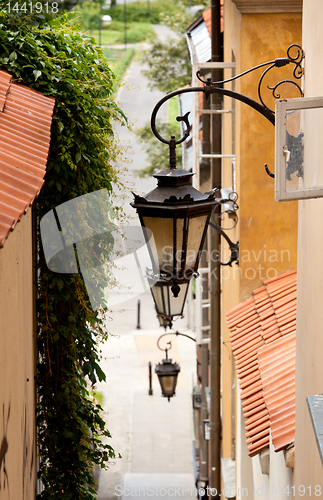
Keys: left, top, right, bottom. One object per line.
{"left": 0, "top": 10, "right": 126, "bottom": 499}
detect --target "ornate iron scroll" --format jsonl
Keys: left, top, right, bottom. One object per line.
{"left": 149, "top": 44, "right": 304, "bottom": 264}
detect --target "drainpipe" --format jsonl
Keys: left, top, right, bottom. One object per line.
{"left": 200, "top": 343, "right": 209, "bottom": 483}
{"left": 209, "top": 0, "right": 222, "bottom": 496}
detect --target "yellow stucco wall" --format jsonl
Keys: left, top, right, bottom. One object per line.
{"left": 221, "top": 2, "right": 302, "bottom": 497}
{"left": 239, "top": 13, "right": 301, "bottom": 301}
{"left": 294, "top": 0, "right": 323, "bottom": 494}
{"left": 0, "top": 210, "right": 36, "bottom": 499}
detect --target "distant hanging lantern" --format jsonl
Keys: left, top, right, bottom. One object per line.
{"left": 155, "top": 351, "right": 180, "bottom": 401}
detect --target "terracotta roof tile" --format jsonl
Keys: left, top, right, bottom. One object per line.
{"left": 248, "top": 436, "right": 270, "bottom": 455}
{"left": 227, "top": 297, "right": 254, "bottom": 318}
{"left": 0, "top": 70, "right": 55, "bottom": 247}
{"left": 244, "top": 403, "right": 267, "bottom": 419}
{"left": 246, "top": 420, "right": 271, "bottom": 438}
{"left": 226, "top": 269, "right": 297, "bottom": 456}
{"left": 240, "top": 372, "right": 261, "bottom": 389}
{"left": 246, "top": 409, "right": 269, "bottom": 427}
{"left": 257, "top": 332, "right": 296, "bottom": 450}
{"left": 202, "top": 1, "right": 224, "bottom": 35}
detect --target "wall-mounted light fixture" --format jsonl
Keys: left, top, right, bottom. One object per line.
{"left": 131, "top": 159, "right": 217, "bottom": 295}
{"left": 155, "top": 331, "right": 196, "bottom": 401}
{"left": 131, "top": 46, "right": 304, "bottom": 310}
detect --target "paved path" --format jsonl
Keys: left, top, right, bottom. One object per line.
{"left": 96, "top": 29, "right": 197, "bottom": 500}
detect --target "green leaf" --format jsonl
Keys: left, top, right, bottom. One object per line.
{"left": 33, "top": 69, "right": 42, "bottom": 81}
{"left": 9, "top": 51, "right": 17, "bottom": 61}
{"left": 57, "top": 278, "right": 64, "bottom": 291}
{"left": 93, "top": 362, "right": 106, "bottom": 382}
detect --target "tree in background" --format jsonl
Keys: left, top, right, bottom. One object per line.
{"left": 136, "top": 0, "right": 208, "bottom": 177}
{"left": 142, "top": 0, "right": 208, "bottom": 93}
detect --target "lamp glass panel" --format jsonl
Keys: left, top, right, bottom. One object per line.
{"left": 186, "top": 215, "right": 208, "bottom": 271}
{"left": 161, "top": 375, "right": 175, "bottom": 396}
{"left": 168, "top": 282, "right": 189, "bottom": 316}
{"left": 157, "top": 315, "right": 170, "bottom": 328}
{"left": 142, "top": 217, "right": 173, "bottom": 274}
{"left": 175, "top": 218, "right": 184, "bottom": 272}
{"left": 151, "top": 284, "right": 164, "bottom": 314}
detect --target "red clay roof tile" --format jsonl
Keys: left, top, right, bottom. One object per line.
{"left": 226, "top": 269, "right": 297, "bottom": 456}
{"left": 0, "top": 70, "right": 55, "bottom": 247}
{"left": 202, "top": 1, "right": 224, "bottom": 35}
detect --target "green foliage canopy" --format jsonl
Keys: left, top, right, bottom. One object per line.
{"left": 0, "top": 9, "right": 126, "bottom": 499}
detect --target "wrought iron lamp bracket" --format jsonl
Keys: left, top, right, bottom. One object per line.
{"left": 149, "top": 44, "right": 304, "bottom": 266}
{"left": 157, "top": 331, "right": 196, "bottom": 357}
{"left": 209, "top": 218, "right": 239, "bottom": 267}
{"left": 150, "top": 44, "right": 304, "bottom": 176}
{"left": 208, "top": 194, "right": 239, "bottom": 267}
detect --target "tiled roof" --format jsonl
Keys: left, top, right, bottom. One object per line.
{"left": 0, "top": 70, "right": 55, "bottom": 247}
{"left": 202, "top": 7, "right": 211, "bottom": 36}
{"left": 226, "top": 269, "right": 297, "bottom": 456}
{"left": 202, "top": 2, "right": 224, "bottom": 36}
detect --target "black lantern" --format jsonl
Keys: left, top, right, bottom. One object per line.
{"left": 131, "top": 166, "right": 216, "bottom": 296}
{"left": 155, "top": 351, "right": 180, "bottom": 401}
{"left": 155, "top": 331, "right": 196, "bottom": 401}
{"left": 150, "top": 278, "right": 189, "bottom": 329}
{"left": 157, "top": 314, "right": 172, "bottom": 329}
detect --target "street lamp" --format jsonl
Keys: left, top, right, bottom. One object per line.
{"left": 155, "top": 331, "right": 196, "bottom": 401}
{"left": 131, "top": 45, "right": 304, "bottom": 332}
{"left": 149, "top": 279, "right": 189, "bottom": 329}
{"left": 131, "top": 139, "right": 217, "bottom": 298}
{"left": 124, "top": 0, "right": 127, "bottom": 49}
{"left": 98, "top": 0, "right": 111, "bottom": 46}
{"left": 155, "top": 350, "right": 180, "bottom": 402}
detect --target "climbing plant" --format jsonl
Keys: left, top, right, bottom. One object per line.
{"left": 0, "top": 9, "right": 126, "bottom": 499}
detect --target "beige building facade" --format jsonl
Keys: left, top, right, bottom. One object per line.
{"left": 0, "top": 211, "right": 36, "bottom": 499}
{"left": 222, "top": 1, "right": 302, "bottom": 498}
{"left": 294, "top": 0, "right": 323, "bottom": 494}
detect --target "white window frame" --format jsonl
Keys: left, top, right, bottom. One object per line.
{"left": 275, "top": 96, "right": 323, "bottom": 202}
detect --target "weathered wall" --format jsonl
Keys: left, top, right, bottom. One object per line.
{"left": 294, "top": 0, "right": 323, "bottom": 494}
{"left": 223, "top": 1, "right": 302, "bottom": 498}
{"left": 221, "top": 0, "right": 242, "bottom": 472}
{"left": 252, "top": 438, "right": 293, "bottom": 499}
{"left": 239, "top": 12, "right": 301, "bottom": 301}
{"left": 0, "top": 210, "right": 36, "bottom": 499}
